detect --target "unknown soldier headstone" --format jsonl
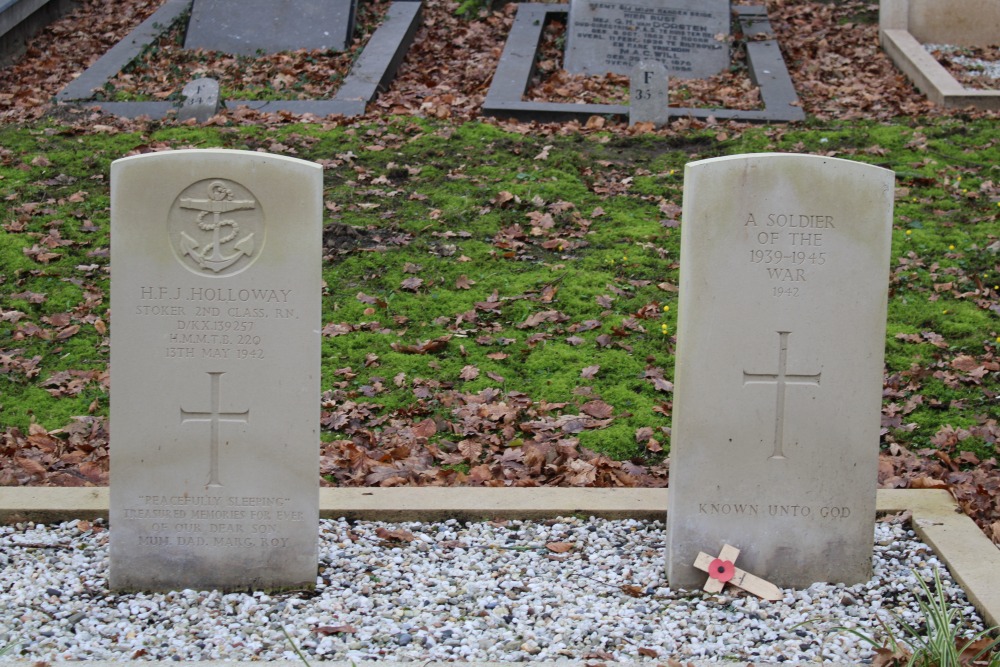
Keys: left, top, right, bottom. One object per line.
{"left": 630, "top": 60, "right": 670, "bottom": 127}
{"left": 565, "top": 0, "right": 730, "bottom": 77}
{"left": 109, "top": 149, "right": 322, "bottom": 592}
{"left": 185, "top": 0, "right": 357, "bottom": 56}
{"left": 666, "top": 153, "right": 894, "bottom": 589}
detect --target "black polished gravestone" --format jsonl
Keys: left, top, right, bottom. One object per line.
{"left": 185, "top": 0, "right": 357, "bottom": 56}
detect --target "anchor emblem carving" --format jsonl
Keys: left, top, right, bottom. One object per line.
{"left": 178, "top": 180, "right": 257, "bottom": 273}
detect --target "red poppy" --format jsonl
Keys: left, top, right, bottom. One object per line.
{"left": 708, "top": 558, "right": 735, "bottom": 583}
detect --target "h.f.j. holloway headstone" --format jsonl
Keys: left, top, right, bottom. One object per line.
{"left": 666, "top": 154, "right": 894, "bottom": 590}
{"left": 565, "top": 0, "right": 730, "bottom": 77}
{"left": 109, "top": 149, "right": 322, "bottom": 592}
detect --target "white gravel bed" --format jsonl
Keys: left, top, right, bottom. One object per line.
{"left": 925, "top": 43, "right": 1000, "bottom": 81}
{"left": 0, "top": 517, "right": 987, "bottom": 663}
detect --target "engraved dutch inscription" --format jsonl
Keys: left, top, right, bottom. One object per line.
{"left": 110, "top": 149, "right": 322, "bottom": 592}
{"left": 667, "top": 154, "right": 893, "bottom": 589}
{"left": 565, "top": 0, "right": 730, "bottom": 78}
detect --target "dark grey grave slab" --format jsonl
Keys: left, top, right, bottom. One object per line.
{"left": 483, "top": 4, "right": 805, "bottom": 124}
{"left": 1, "top": 0, "right": 75, "bottom": 66}
{"left": 629, "top": 60, "right": 669, "bottom": 127}
{"left": 185, "top": 0, "right": 356, "bottom": 56}
{"left": 55, "top": 0, "right": 421, "bottom": 120}
{"left": 565, "top": 0, "right": 729, "bottom": 78}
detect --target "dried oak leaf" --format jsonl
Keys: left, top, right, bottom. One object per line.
{"left": 390, "top": 336, "right": 451, "bottom": 355}
{"left": 400, "top": 276, "right": 424, "bottom": 291}
{"left": 375, "top": 527, "right": 417, "bottom": 543}
{"left": 580, "top": 400, "right": 613, "bottom": 419}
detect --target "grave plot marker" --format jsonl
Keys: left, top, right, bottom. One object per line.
{"left": 178, "top": 77, "right": 221, "bottom": 124}
{"left": 666, "top": 153, "right": 894, "bottom": 590}
{"left": 629, "top": 60, "right": 670, "bottom": 127}
{"left": 109, "top": 149, "right": 322, "bottom": 592}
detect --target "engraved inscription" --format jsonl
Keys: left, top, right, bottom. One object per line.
{"left": 120, "top": 495, "right": 302, "bottom": 548}
{"left": 180, "top": 372, "right": 249, "bottom": 487}
{"left": 136, "top": 285, "right": 294, "bottom": 360}
{"left": 569, "top": 2, "right": 727, "bottom": 75}
{"left": 698, "top": 502, "right": 853, "bottom": 519}
{"left": 743, "top": 212, "right": 834, "bottom": 295}
{"left": 743, "top": 331, "right": 821, "bottom": 460}
{"left": 169, "top": 179, "right": 264, "bottom": 277}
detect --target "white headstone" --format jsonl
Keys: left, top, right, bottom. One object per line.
{"left": 109, "top": 149, "right": 322, "bottom": 592}
{"left": 565, "top": 0, "right": 730, "bottom": 77}
{"left": 630, "top": 60, "right": 670, "bottom": 127}
{"left": 666, "top": 153, "right": 894, "bottom": 590}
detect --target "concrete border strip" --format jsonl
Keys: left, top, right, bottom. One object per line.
{"left": 1, "top": 487, "right": 996, "bottom": 628}
{"left": 55, "top": 0, "right": 193, "bottom": 104}
{"left": 0, "top": 0, "right": 75, "bottom": 66}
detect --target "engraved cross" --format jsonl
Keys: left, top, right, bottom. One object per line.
{"left": 743, "top": 331, "right": 820, "bottom": 460}
{"left": 180, "top": 371, "right": 249, "bottom": 487}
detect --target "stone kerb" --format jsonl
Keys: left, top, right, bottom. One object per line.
{"left": 54, "top": 0, "right": 422, "bottom": 120}
{"left": 0, "top": 0, "right": 76, "bottom": 66}
{"left": 483, "top": 5, "right": 805, "bottom": 124}
{"left": 878, "top": 0, "right": 1000, "bottom": 111}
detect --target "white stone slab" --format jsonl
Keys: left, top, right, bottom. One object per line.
{"left": 902, "top": 0, "right": 1000, "bottom": 47}
{"left": 666, "top": 153, "right": 894, "bottom": 590}
{"left": 565, "top": 0, "right": 730, "bottom": 77}
{"left": 109, "top": 149, "right": 322, "bottom": 592}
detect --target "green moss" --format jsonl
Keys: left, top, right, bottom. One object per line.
{"left": 1, "top": 117, "right": 999, "bottom": 467}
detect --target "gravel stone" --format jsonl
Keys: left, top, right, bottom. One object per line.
{"left": 0, "top": 518, "right": 987, "bottom": 662}
{"left": 925, "top": 44, "right": 1000, "bottom": 80}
